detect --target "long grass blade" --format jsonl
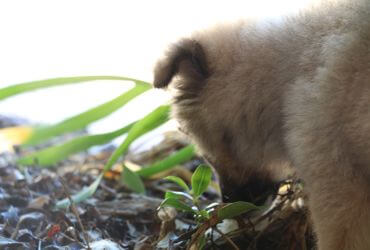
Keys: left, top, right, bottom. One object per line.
{"left": 0, "top": 76, "right": 148, "bottom": 101}
{"left": 103, "top": 105, "right": 170, "bottom": 173}
{"left": 25, "top": 83, "right": 151, "bottom": 146}
{"left": 55, "top": 105, "right": 170, "bottom": 207}
{"left": 17, "top": 122, "right": 135, "bottom": 166}
{"left": 137, "top": 144, "right": 195, "bottom": 178}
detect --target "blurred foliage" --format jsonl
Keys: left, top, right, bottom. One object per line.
{"left": 0, "top": 76, "right": 196, "bottom": 208}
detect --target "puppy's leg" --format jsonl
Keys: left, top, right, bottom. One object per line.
{"left": 286, "top": 113, "right": 370, "bottom": 250}
{"left": 308, "top": 172, "right": 370, "bottom": 250}
{"left": 286, "top": 97, "right": 370, "bottom": 249}
{"left": 286, "top": 97, "right": 370, "bottom": 250}
{"left": 284, "top": 29, "right": 370, "bottom": 249}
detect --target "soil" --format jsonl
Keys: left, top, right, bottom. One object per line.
{"left": 0, "top": 116, "right": 316, "bottom": 250}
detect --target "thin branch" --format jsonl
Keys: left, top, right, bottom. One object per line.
{"left": 59, "top": 176, "right": 91, "bottom": 250}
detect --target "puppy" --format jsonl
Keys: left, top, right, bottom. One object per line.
{"left": 153, "top": 0, "right": 370, "bottom": 249}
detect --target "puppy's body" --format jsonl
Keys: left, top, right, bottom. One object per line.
{"left": 154, "top": 0, "right": 370, "bottom": 249}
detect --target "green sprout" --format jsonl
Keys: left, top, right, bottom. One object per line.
{"left": 159, "top": 164, "right": 261, "bottom": 249}
{"left": 160, "top": 164, "right": 213, "bottom": 222}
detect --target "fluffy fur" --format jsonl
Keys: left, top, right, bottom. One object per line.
{"left": 153, "top": 0, "right": 370, "bottom": 249}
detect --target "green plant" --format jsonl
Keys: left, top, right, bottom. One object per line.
{"left": 0, "top": 76, "right": 196, "bottom": 208}
{"left": 159, "top": 164, "right": 260, "bottom": 249}
{"left": 161, "top": 164, "right": 213, "bottom": 222}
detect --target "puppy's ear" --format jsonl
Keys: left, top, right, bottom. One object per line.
{"left": 153, "top": 39, "right": 208, "bottom": 88}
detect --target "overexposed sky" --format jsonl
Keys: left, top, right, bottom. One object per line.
{"left": 0, "top": 0, "right": 312, "bottom": 134}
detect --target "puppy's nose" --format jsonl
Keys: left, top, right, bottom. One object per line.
{"left": 221, "top": 177, "right": 279, "bottom": 206}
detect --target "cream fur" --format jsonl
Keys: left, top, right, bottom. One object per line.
{"left": 154, "top": 0, "right": 370, "bottom": 249}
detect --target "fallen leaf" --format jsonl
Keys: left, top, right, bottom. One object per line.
{"left": 0, "top": 126, "right": 32, "bottom": 152}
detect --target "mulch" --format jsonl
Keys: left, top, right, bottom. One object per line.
{"left": 0, "top": 116, "right": 316, "bottom": 250}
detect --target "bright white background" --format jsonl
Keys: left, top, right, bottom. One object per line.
{"left": 0, "top": 0, "right": 312, "bottom": 135}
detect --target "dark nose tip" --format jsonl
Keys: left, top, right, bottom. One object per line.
{"left": 221, "top": 177, "right": 280, "bottom": 206}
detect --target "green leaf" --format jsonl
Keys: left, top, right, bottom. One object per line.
{"left": 160, "top": 197, "right": 194, "bottom": 213}
{"left": 56, "top": 174, "right": 103, "bottom": 209}
{"left": 218, "top": 201, "right": 260, "bottom": 220}
{"left": 121, "top": 166, "right": 146, "bottom": 194}
{"left": 25, "top": 82, "right": 151, "bottom": 146}
{"left": 197, "top": 210, "right": 210, "bottom": 220}
{"left": 103, "top": 105, "right": 170, "bottom": 173}
{"left": 191, "top": 164, "right": 212, "bottom": 199}
{"left": 136, "top": 145, "right": 195, "bottom": 178}
{"left": 165, "top": 191, "right": 193, "bottom": 201}
{"left": 164, "top": 176, "right": 190, "bottom": 191}
{"left": 17, "top": 122, "right": 134, "bottom": 166}
{"left": 0, "top": 76, "right": 148, "bottom": 101}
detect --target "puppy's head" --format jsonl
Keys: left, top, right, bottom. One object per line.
{"left": 153, "top": 23, "right": 245, "bottom": 136}
{"left": 153, "top": 24, "right": 282, "bottom": 204}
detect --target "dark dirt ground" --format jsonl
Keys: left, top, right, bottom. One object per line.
{"left": 0, "top": 116, "right": 316, "bottom": 250}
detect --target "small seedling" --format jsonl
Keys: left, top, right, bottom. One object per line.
{"left": 160, "top": 164, "right": 213, "bottom": 222}
{"left": 159, "top": 164, "right": 260, "bottom": 249}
